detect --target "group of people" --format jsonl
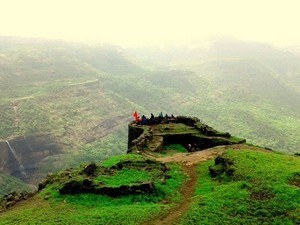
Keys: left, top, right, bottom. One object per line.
{"left": 132, "top": 112, "right": 175, "bottom": 125}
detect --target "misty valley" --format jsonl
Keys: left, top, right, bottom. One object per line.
{"left": 0, "top": 36, "right": 299, "bottom": 225}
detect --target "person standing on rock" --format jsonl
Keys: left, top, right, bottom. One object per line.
{"left": 151, "top": 113, "right": 155, "bottom": 120}
{"left": 165, "top": 114, "right": 170, "bottom": 123}
{"left": 150, "top": 113, "right": 155, "bottom": 125}
{"left": 158, "top": 112, "right": 163, "bottom": 123}
{"left": 141, "top": 115, "right": 147, "bottom": 125}
{"left": 132, "top": 111, "right": 141, "bottom": 123}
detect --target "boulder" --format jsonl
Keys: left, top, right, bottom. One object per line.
{"left": 209, "top": 164, "right": 224, "bottom": 178}
{"left": 0, "top": 191, "right": 35, "bottom": 211}
{"left": 38, "top": 178, "right": 51, "bottom": 191}
{"left": 209, "top": 155, "right": 235, "bottom": 178}
{"left": 82, "top": 163, "right": 97, "bottom": 176}
{"left": 59, "top": 180, "right": 84, "bottom": 194}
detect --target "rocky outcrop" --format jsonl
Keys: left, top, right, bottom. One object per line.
{"left": 0, "top": 134, "right": 62, "bottom": 184}
{"left": 0, "top": 191, "right": 36, "bottom": 212}
{"left": 209, "top": 155, "right": 235, "bottom": 177}
{"left": 38, "top": 158, "right": 169, "bottom": 197}
{"left": 59, "top": 179, "right": 155, "bottom": 196}
{"left": 128, "top": 116, "right": 246, "bottom": 153}
{"left": 127, "top": 125, "right": 147, "bottom": 149}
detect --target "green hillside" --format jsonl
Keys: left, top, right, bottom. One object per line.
{"left": 180, "top": 149, "right": 300, "bottom": 225}
{"left": 0, "top": 154, "right": 187, "bottom": 224}
{"left": 0, "top": 37, "right": 299, "bottom": 186}
{"left": 0, "top": 146, "right": 299, "bottom": 224}
{"left": 0, "top": 173, "right": 32, "bottom": 196}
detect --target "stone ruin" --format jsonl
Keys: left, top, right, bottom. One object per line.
{"left": 38, "top": 158, "right": 170, "bottom": 197}
{"left": 0, "top": 191, "right": 36, "bottom": 212}
{"left": 0, "top": 115, "right": 247, "bottom": 207}
{"left": 127, "top": 116, "right": 246, "bottom": 153}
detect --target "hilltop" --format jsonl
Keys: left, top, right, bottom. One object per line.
{"left": 0, "top": 116, "right": 299, "bottom": 225}
{"left": 127, "top": 116, "right": 245, "bottom": 154}
{"left": 1, "top": 37, "right": 300, "bottom": 196}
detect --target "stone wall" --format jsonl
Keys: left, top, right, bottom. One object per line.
{"left": 128, "top": 116, "right": 245, "bottom": 153}
{"left": 127, "top": 122, "right": 153, "bottom": 152}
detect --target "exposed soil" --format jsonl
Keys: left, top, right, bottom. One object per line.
{"left": 142, "top": 144, "right": 271, "bottom": 224}
{"left": 142, "top": 146, "right": 226, "bottom": 225}
{"left": 146, "top": 144, "right": 272, "bottom": 166}
{"left": 143, "top": 145, "right": 227, "bottom": 166}
{"left": 144, "top": 164, "right": 197, "bottom": 225}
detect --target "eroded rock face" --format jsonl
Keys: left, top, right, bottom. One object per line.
{"left": 128, "top": 116, "right": 246, "bottom": 153}
{"left": 0, "top": 134, "right": 61, "bottom": 184}
{"left": 0, "top": 191, "right": 36, "bottom": 212}
{"left": 128, "top": 125, "right": 145, "bottom": 149}
{"left": 59, "top": 180, "right": 155, "bottom": 196}
{"left": 82, "top": 163, "right": 97, "bottom": 176}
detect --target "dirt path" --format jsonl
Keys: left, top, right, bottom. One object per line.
{"left": 142, "top": 145, "right": 232, "bottom": 225}
{"left": 144, "top": 144, "right": 272, "bottom": 167}
{"left": 142, "top": 146, "right": 228, "bottom": 224}
{"left": 142, "top": 144, "right": 273, "bottom": 224}
{"left": 143, "top": 145, "right": 227, "bottom": 166}
{"left": 145, "top": 164, "right": 198, "bottom": 225}
{"left": 157, "top": 148, "right": 223, "bottom": 166}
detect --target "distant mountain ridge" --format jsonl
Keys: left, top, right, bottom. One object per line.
{"left": 0, "top": 36, "right": 299, "bottom": 192}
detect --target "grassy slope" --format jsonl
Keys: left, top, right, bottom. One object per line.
{"left": 0, "top": 173, "right": 32, "bottom": 196}
{"left": 1, "top": 148, "right": 299, "bottom": 225}
{"left": 180, "top": 149, "right": 300, "bottom": 225}
{"left": 0, "top": 154, "right": 186, "bottom": 225}
{"left": 0, "top": 38, "right": 299, "bottom": 187}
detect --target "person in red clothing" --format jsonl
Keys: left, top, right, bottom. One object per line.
{"left": 132, "top": 111, "right": 138, "bottom": 121}
{"left": 132, "top": 111, "right": 141, "bottom": 123}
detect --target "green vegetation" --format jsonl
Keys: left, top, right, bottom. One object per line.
{"left": 1, "top": 145, "right": 299, "bottom": 224}
{"left": 0, "top": 173, "right": 32, "bottom": 196}
{"left": 153, "top": 123, "right": 198, "bottom": 134}
{"left": 94, "top": 169, "right": 149, "bottom": 186}
{"left": 0, "top": 37, "right": 300, "bottom": 193}
{"left": 0, "top": 37, "right": 299, "bottom": 157}
{"left": 163, "top": 144, "right": 187, "bottom": 153}
{"left": 180, "top": 149, "right": 300, "bottom": 225}
{"left": 38, "top": 154, "right": 168, "bottom": 195}
{"left": 101, "top": 154, "right": 145, "bottom": 168}
{"left": 0, "top": 154, "right": 186, "bottom": 224}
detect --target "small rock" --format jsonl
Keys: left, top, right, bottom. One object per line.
{"left": 160, "top": 178, "right": 166, "bottom": 184}
{"left": 44, "top": 194, "right": 50, "bottom": 200}
{"left": 82, "top": 163, "right": 97, "bottom": 176}
{"left": 5, "top": 201, "right": 14, "bottom": 208}
{"left": 13, "top": 196, "right": 19, "bottom": 202}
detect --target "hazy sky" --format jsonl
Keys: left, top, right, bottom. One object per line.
{"left": 1, "top": 0, "right": 300, "bottom": 47}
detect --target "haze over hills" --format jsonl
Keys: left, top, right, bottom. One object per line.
{"left": 0, "top": 36, "right": 299, "bottom": 194}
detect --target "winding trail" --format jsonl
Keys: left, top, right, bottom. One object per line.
{"left": 146, "top": 164, "right": 198, "bottom": 225}
{"left": 142, "top": 145, "right": 233, "bottom": 225}
{"left": 142, "top": 144, "right": 273, "bottom": 224}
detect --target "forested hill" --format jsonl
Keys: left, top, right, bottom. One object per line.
{"left": 0, "top": 36, "right": 299, "bottom": 192}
